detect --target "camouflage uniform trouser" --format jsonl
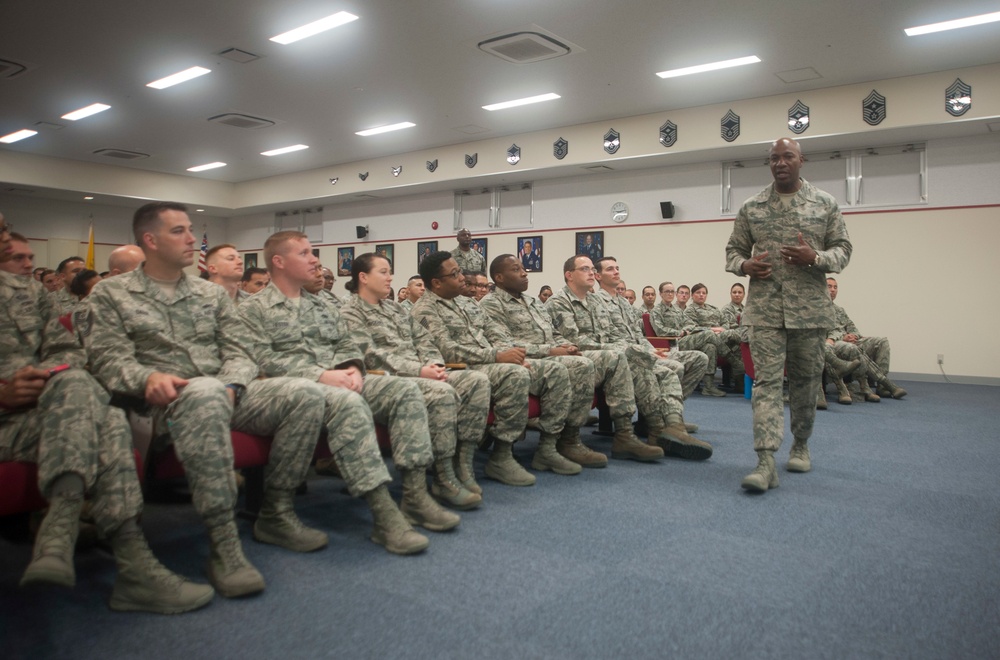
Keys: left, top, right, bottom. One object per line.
{"left": 154, "top": 376, "right": 325, "bottom": 527}
{"left": 718, "top": 329, "right": 745, "bottom": 376}
{"left": 582, "top": 349, "right": 636, "bottom": 420}
{"left": 525, "top": 359, "right": 572, "bottom": 435}
{"left": 361, "top": 374, "right": 434, "bottom": 471}
{"left": 546, "top": 355, "right": 596, "bottom": 428}
{"left": 749, "top": 327, "right": 826, "bottom": 452}
{"left": 0, "top": 369, "right": 141, "bottom": 536}
{"left": 412, "top": 368, "right": 490, "bottom": 458}
{"left": 652, "top": 360, "right": 684, "bottom": 418}
{"left": 622, "top": 345, "right": 669, "bottom": 428}
{"left": 469, "top": 363, "right": 531, "bottom": 444}
{"left": 668, "top": 349, "right": 709, "bottom": 399}
{"left": 857, "top": 336, "right": 891, "bottom": 378}
{"left": 316, "top": 385, "right": 391, "bottom": 497}
{"left": 678, "top": 331, "right": 720, "bottom": 376}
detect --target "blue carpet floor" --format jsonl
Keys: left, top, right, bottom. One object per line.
{"left": 1, "top": 381, "right": 998, "bottom": 659}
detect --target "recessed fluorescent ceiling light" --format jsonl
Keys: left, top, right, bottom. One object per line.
{"left": 62, "top": 103, "right": 111, "bottom": 121}
{"left": 0, "top": 129, "right": 37, "bottom": 143}
{"left": 261, "top": 144, "right": 309, "bottom": 156}
{"left": 147, "top": 66, "right": 211, "bottom": 89}
{"left": 904, "top": 10, "right": 1000, "bottom": 36}
{"left": 656, "top": 55, "right": 761, "bottom": 79}
{"left": 187, "top": 162, "right": 227, "bottom": 172}
{"left": 355, "top": 122, "right": 416, "bottom": 136}
{"left": 482, "top": 93, "right": 561, "bottom": 111}
{"left": 83, "top": 196, "right": 94, "bottom": 200}
{"left": 270, "top": 11, "right": 359, "bottom": 44}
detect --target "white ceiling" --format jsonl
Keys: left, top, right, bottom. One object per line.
{"left": 2, "top": 0, "right": 999, "bottom": 188}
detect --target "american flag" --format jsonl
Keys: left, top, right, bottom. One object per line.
{"left": 197, "top": 231, "right": 209, "bottom": 272}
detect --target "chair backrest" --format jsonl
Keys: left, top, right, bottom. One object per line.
{"left": 642, "top": 313, "right": 673, "bottom": 349}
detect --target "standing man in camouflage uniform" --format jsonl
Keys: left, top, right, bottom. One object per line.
{"left": 86, "top": 203, "right": 335, "bottom": 598}
{"left": 480, "top": 254, "right": 609, "bottom": 470}
{"left": 451, "top": 228, "right": 485, "bottom": 274}
{"left": 650, "top": 282, "right": 727, "bottom": 397}
{"left": 826, "top": 277, "right": 906, "bottom": 399}
{"left": 1, "top": 215, "right": 213, "bottom": 613}
{"left": 240, "top": 231, "right": 454, "bottom": 544}
{"left": 725, "top": 137, "right": 853, "bottom": 492}
{"left": 591, "top": 257, "right": 711, "bottom": 459}
{"left": 546, "top": 257, "right": 665, "bottom": 463}
{"left": 341, "top": 252, "right": 487, "bottom": 508}
{"left": 413, "top": 251, "right": 558, "bottom": 487}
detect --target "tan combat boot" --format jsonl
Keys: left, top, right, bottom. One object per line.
{"left": 365, "top": 485, "right": 430, "bottom": 555}
{"left": 611, "top": 421, "right": 664, "bottom": 462}
{"left": 700, "top": 374, "right": 727, "bottom": 397}
{"left": 817, "top": 387, "right": 828, "bottom": 410}
{"left": 453, "top": 441, "right": 483, "bottom": 495}
{"left": 109, "top": 528, "right": 215, "bottom": 614}
{"left": 857, "top": 378, "right": 881, "bottom": 403}
{"left": 556, "top": 426, "right": 608, "bottom": 469}
{"left": 484, "top": 440, "right": 536, "bottom": 486}
{"left": 829, "top": 354, "right": 862, "bottom": 378}
{"left": 432, "top": 457, "right": 482, "bottom": 510}
{"left": 877, "top": 377, "right": 907, "bottom": 400}
{"left": 657, "top": 414, "right": 713, "bottom": 460}
{"left": 253, "top": 489, "right": 329, "bottom": 552}
{"left": 207, "top": 520, "right": 266, "bottom": 598}
{"left": 20, "top": 492, "right": 84, "bottom": 588}
{"left": 531, "top": 431, "right": 582, "bottom": 475}
{"left": 741, "top": 450, "right": 779, "bottom": 492}
{"left": 786, "top": 439, "right": 811, "bottom": 473}
{"left": 400, "top": 469, "right": 461, "bottom": 532}
{"left": 834, "top": 377, "right": 853, "bottom": 405}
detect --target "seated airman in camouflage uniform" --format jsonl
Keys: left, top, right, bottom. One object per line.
{"left": 85, "top": 203, "right": 331, "bottom": 597}
{"left": 399, "top": 274, "right": 424, "bottom": 313}
{"left": 1, "top": 217, "right": 212, "bottom": 614}
{"left": 721, "top": 282, "right": 748, "bottom": 342}
{"left": 546, "top": 257, "right": 665, "bottom": 463}
{"left": 413, "top": 251, "right": 567, "bottom": 487}
{"left": 650, "top": 281, "right": 728, "bottom": 397}
{"left": 341, "top": 252, "right": 488, "bottom": 507}
{"left": 686, "top": 283, "right": 746, "bottom": 391}
{"left": 240, "top": 231, "right": 454, "bottom": 548}
{"left": 591, "top": 257, "right": 712, "bottom": 460}
{"left": 480, "top": 254, "right": 608, "bottom": 470}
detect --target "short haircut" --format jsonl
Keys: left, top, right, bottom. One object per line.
{"left": 242, "top": 267, "right": 267, "bottom": 282}
{"left": 730, "top": 282, "right": 745, "bottom": 292}
{"left": 563, "top": 255, "right": 584, "bottom": 275}
{"left": 407, "top": 274, "right": 422, "bottom": 283}
{"left": 659, "top": 281, "right": 673, "bottom": 293}
{"left": 691, "top": 283, "right": 707, "bottom": 294}
{"left": 69, "top": 269, "right": 100, "bottom": 297}
{"left": 678, "top": 284, "right": 690, "bottom": 292}
{"left": 418, "top": 250, "right": 453, "bottom": 287}
{"left": 205, "top": 243, "right": 237, "bottom": 264}
{"left": 40, "top": 268, "right": 56, "bottom": 279}
{"left": 489, "top": 253, "right": 516, "bottom": 280}
{"left": 642, "top": 286, "right": 655, "bottom": 294}
{"left": 263, "top": 230, "right": 309, "bottom": 272}
{"left": 56, "top": 256, "right": 84, "bottom": 273}
{"left": 826, "top": 277, "right": 837, "bottom": 283}
{"left": 133, "top": 202, "right": 187, "bottom": 245}
{"left": 594, "top": 255, "right": 617, "bottom": 273}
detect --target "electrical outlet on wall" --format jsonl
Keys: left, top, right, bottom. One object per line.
{"left": 937, "top": 354, "right": 944, "bottom": 365}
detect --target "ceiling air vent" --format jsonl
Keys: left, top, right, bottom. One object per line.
{"left": 479, "top": 32, "right": 571, "bottom": 64}
{"left": 583, "top": 165, "right": 614, "bottom": 172}
{"left": 208, "top": 113, "right": 275, "bottom": 130}
{"left": 93, "top": 148, "right": 150, "bottom": 160}
{"left": 218, "top": 48, "right": 261, "bottom": 64}
{"left": 5, "top": 187, "right": 36, "bottom": 194}
{"left": 0, "top": 58, "right": 28, "bottom": 79}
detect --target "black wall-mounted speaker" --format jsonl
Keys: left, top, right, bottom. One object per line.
{"left": 356, "top": 226, "right": 368, "bottom": 239}
{"left": 660, "top": 202, "right": 675, "bottom": 219}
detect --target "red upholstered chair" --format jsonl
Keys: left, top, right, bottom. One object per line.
{"left": 0, "top": 462, "right": 47, "bottom": 517}
{"left": 740, "top": 342, "right": 754, "bottom": 400}
{"left": 642, "top": 313, "right": 676, "bottom": 350}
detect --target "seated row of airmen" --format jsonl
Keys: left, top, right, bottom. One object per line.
{"left": 0, "top": 204, "right": 902, "bottom": 617}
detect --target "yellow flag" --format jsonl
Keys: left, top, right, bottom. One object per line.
{"left": 85, "top": 221, "right": 95, "bottom": 269}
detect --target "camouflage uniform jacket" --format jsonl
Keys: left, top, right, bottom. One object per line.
{"left": 650, "top": 300, "right": 695, "bottom": 337}
{"left": 48, "top": 287, "right": 78, "bottom": 316}
{"left": 826, "top": 303, "right": 860, "bottom": 342}
{"left": 726, "top": 178, "right": 852, "bottom": 328}
{"left": 685, "top": 302, "right": 726, "bottom": 329}
{"left": 721, "top": 302, "right": 744, "bottom": 330}
{"left": 84, "top": 267, "right": 258, "bottom": 398}
{"left": 410, "top": 289, "right": 497, "bottom": 364}
{"left": 317, "top": 288, "right": 342, "bottom": 308}
{"left": 478, "top": 288, "right": 568, "bottom": 358}
{"left": 1, "top": 271, "right": 85, "bottom": 379}
{"left": 399, "top": 299, "right": 413, "bottom": 313}
{"left": 340, "top": 294, "right": 445, "bottom": 377}
{"left": 593, "top": 288, "right": 647, "bottom": 347}
{"left": 547, "top": 286, "right": 656, "bottom": 369}
{"left": 237, "top": 283, "right": 364, "bottom": 381}
{"left": 451, "top": 246, "right": 485, "bottom": 274}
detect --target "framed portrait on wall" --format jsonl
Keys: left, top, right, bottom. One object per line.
{"left": 375, "top": 244, "right": 394, "bottom": 274}
{"left": 337, "top": 247, "right": 354, "bottom": 276}
{"left": 575, "top": 231, "right": 604, "bottom": 262}
{"left": 417, "top": 241, "right": 438, "bottom": 266}
{"left": 517, "top": 235, "right": 542, "bottom": 272}
{"left": 243, "top": 253, "right": 258, "bottom": 269}
{"left": 469, "top": 238, "right": 488, "bottom": 268}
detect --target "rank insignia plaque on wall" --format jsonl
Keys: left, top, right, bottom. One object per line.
{"left": 329, "top": 177, "right": 339, "bottom": 185}
{"left": 553, "top": 137, "right": 568, "bottom": 160}
{"left": 426, "top": 159, "right": 438, "bottom": 173}
{"left": 359, "top": 171, "right": 369, "bottom": 181}
{"left": 507, "top": 144, "right": 521, "bottom": 165}
{"left": 603, "top": 129, "right": 620, "bottom": 154}
{"left": 862, "top": 90, "right": 887, "bottom": 126}
{"left": 659, "top": 120, "right": 677, "bottom": 148}
{"left": 391, "top": 165, "right": 402, "bottom": 177}
{"left": 945, "top": 78, "right": 971, "bottom": 117}
{"left": 465, "top": 153, "right": 478, "bottom": 168}
{"left": 787, "top": 100, "right": 810, "bottom": 134}
{"left": 721, "top": 110, "right": 740, "bottom": 142}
